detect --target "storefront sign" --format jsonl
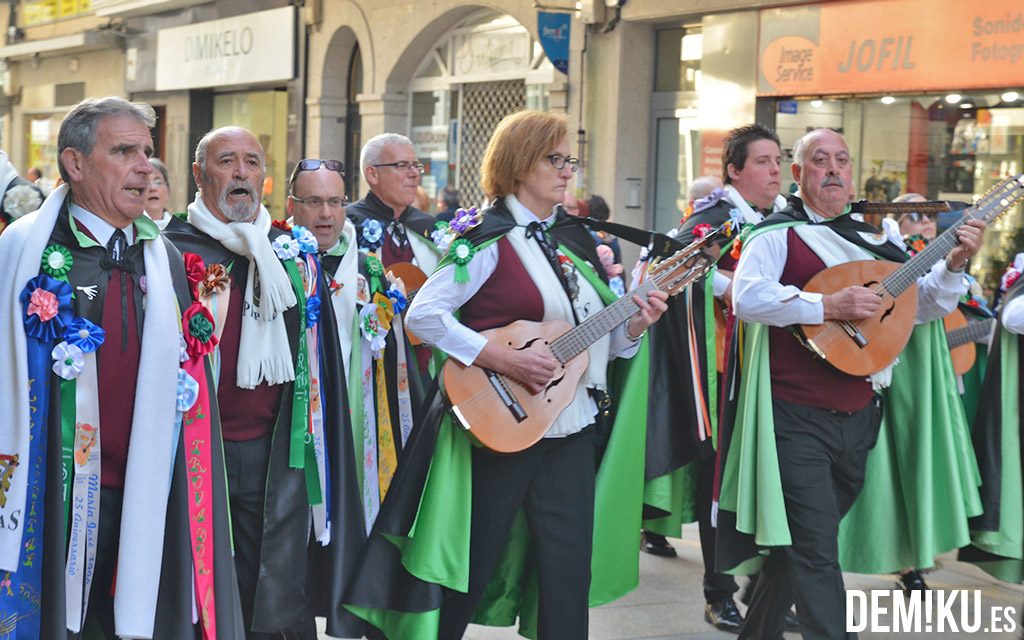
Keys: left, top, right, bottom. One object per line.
{"left": 759, "top": 0, "right": 1024, "bottom": 95}
{"left": 537, "top": 12, "right": 570, "bottom": 74}
{"left": 155, "top": 6, "right": 295, "bottom": 91}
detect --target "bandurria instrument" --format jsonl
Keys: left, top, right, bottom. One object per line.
{"left": 443, "top": 228, "right": 726, "bottom": 453}
{"left": 944, "top": 309, "right": 996, "bottom": 376}
{"left": 798, "top": 174, "right": 1024, "bottom": 377}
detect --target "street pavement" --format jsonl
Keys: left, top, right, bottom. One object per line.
{"left": 319, "top": 522, "right": 1024, "bottom": 639}
{"left": 463, "top": 523, "right": 1024, "bottom": 640}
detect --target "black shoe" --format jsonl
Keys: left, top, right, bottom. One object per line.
{"left": 640, "top": 531, "right": 677, "bottom": 557}
{"left": 785, "top": 608, "right": 800, "bottom": 632}
{"left": 705, "top": 598, "right": 744, "bottom": 633}
{"left": 899, "top": 570, "right": 928, "bottom": 593}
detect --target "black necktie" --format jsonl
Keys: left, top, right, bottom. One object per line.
{"left": 103, "top": 229, "right": 132, "bottom": 350}
{"left": 525, "top": 221, "right": 580, "bottom": 323}
{"left": 388, "top": 220, "right": 409, "bottom": 249}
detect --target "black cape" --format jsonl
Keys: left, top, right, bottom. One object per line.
{"left": 345, "top": 191, "right": 437, "bottom": 248}
{"left": 36, "top": 201, "right": 246, "bottom": 639}
{"left": 165, "top": 222, "right": 366, "bottom": 637}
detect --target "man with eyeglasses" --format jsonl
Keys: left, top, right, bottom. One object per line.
{"left": 287, "top": 157, "right": 426, "bottom": 542}
{"left": 346, "top": 133, "right": 441, "bottom": 274}
{"left": 166, "top": 129, "right": 366, "bottom": 639}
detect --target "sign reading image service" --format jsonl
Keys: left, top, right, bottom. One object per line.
{"left": 156, "top": 6, "right": 296, "bottom": 91}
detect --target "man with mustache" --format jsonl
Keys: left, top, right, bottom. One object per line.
{"left": 165, "top": 127, "right": 365, "bottom": 639}
{"left": 718, "top": 128, "right": 985, "bottom": 639}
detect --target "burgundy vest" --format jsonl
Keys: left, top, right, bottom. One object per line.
{"left": 768, "top": 229, "right": 873, "bottom": 413}
{"left": 381, "top": 229, "right": 415, "bottom": 267}
{"left": 97, "top": 268, "right": 139, "bottom": 489}
{"left": 216, "top": 268, "right": 283, "bottom": 441}
{"left": 460, "top": 238, "right": 545, "bottom": 332}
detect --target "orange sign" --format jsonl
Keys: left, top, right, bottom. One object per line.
{"left": 759, "top": 0, "right": 1024, "bottom": 95}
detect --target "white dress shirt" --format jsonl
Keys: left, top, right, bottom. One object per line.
{"left": 732, "top": 204, "right": 966, "bottom": 327}
{"left": 71, "top": 203, "right": 137, "bottom": 249}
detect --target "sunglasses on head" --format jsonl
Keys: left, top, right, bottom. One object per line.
{"left": 289, "top": 159, "right": 345, "bottom": 188}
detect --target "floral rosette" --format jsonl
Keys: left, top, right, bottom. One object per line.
{"left": 903, "top": 234, "right": 928, "bottom": 257}
{"left": 373, "top": 292, "right": 395, "bottom": 332}
{"left": 51, "top": 341, "right": 85, "bottom": 380}
{"left": 272, "top": 235, "right": 301, "bottom": 261}
{"left": 271, "top": 219, "right": 293, "bottom": 233}
{"left": 183, "top": 252, "right": 207, "bottom": 299}
{"left": 557, "top": 254, "right": 580, "bottom": 300}
{"left": 692, "top": 223, "right": 713, "bottom": 241}
{"left": 182, "top": 302, "right": 218, "bottom": 359}
{"left": 386, "top": 286, "right": 407, "bottom": 315}
{"left": 431, "top": 221, "right": 449, "bottom": 248}
{"left": 449, "top": 238, "right": 476, "bottom": 284}
{"left": 692, "top": 187, "right": 727, "bottom": 215}
{"left": 449, "top": 206, "right": 482, "bottom": 234}
{"left": 292, "top": 225, "right": 318, "bottom": 255}
{"left": 305, "top": 293, "right": 321, "bottom": 329}
{"left": 724, "top": 208, "right": 744, "bottom": 236}
{"left": 364, "top": 255, "right": 385, "bottom": 295}
{"left": 359, "top": 303, "right": 387, "bottom": 356}
{"left": 198, "top": 263, "right": 230, "bottom": 299}
{"left": 360, "top": 219, "right": 384, "bottom": 251}
{"left": 21, "top": 274, "right": 74, "bottom": 341}
{"left": 65, "top": 317, "right": 105, "bottom": 353}
{"left": 175, "top": 368, "right": 200, "bottom": 412}
{"left": 41, "top": 244, "right": 73, "bottom": 279}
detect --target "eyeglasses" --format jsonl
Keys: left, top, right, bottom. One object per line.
{"left": 290, "top": 195, "right": 348, "bottom": 209}
{"left": 372, "top": 161, "right": 425, "bottom": 174}
{"left": 150, "top": 179, "right": 167, "bottom": 187}
{"left": 903, "top": 212, "right": 938, "bottom": 223}
{"left": 288, "top": 158, "right": 346, "bottom": 189}
{"left": 546, "top": 154, "right": 579, "bottom": 172}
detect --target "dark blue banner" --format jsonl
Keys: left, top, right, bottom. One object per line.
{"left": 538, "top": 12, "right": 570, "bottom": 75}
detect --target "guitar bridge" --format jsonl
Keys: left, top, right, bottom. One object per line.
{"left": 485, "top": 369, "right": 528, "bottom": 423}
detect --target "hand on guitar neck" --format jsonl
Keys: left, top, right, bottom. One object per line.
{"left": 944, "top": 219, "right": 986, "bottom": 272}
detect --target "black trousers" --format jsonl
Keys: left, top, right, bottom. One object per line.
{"left": 740, "top": 397, "right": 881, "bottom": 640}
{"left": 224, "top": 435, "right": 314, "bottom": 640}
{"left": 82, "top": 487, "right": 124, "bottom": 638}
{"left": 696, "top": 453, "right": 739, "bottom": 604}
{"left": 438, "top": 427, "right": 597, "bottom": 640}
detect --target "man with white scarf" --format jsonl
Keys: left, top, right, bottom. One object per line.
{"left": 0, "top": 97, "right": 244, "bottom": 638}
{"left": 165, "top": 129, "right": 365, "bottom": 639}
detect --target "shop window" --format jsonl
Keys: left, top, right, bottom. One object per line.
{"left": 22, "top": 0, "right": 92, "bottom": 26}
{"left": 773, "top": 93, "right": 1024, "bottom": 294}
{"left": 212, "top": 90, "right": 289, "bottom": 218}
{"left": 654, "top": 27, "right": 702, "bottom": 93}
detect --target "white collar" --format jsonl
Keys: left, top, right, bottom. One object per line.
{"left": 505, "top": 194, "right": 559, "bottom": 226}
{"left": 70, "top": 203, "right": 136, "bottom": 246}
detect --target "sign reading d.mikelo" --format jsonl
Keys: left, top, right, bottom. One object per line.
{"left": 156, "top": 6, "right": 295, "bottom": 91}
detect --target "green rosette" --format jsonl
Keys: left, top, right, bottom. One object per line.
{"left": 364, "top": 255, "right": 384, "bottom": 295}
{"left": 449, "top": 238, "right": 475, "bottom": 284}
{"left": 41, "top": 244, "right": 73, "bottom": 279}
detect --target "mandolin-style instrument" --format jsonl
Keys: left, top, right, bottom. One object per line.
{"left": 442, "top": 228, "right": 725, "bottom": 453}
{"left": 944, "top": 309, "right": 996, "bottom": 376}
{"left": 386, "top": 261, "right": 429, "bottom": 345}
{"left": 798, "top": 174, "right": 1024, "bottom": 377}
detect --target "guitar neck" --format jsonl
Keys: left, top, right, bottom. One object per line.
{"left": 947, "top": 318, "right": 996, "bottom": 348}
{"left": 550, "top": 279, "right": 657, "bottom": 363}
{"left": 882, "top": 176, "right": 1024, "bottom": 297}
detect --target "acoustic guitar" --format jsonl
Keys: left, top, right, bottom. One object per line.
{"left": 944, "top": 310, "right": 996, "bottom": 376}
{"left": 442, "top": 228, "right": 725, "bottom": 453}
{"left": 799, "top": 174, "right": 1024, "bottom": 377}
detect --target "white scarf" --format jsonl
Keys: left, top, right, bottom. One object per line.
{"left": 187, "top": 194, "right": 296, "bottom": 387}
{"left": 0, "top": 184, "right": 181, "bottom": 638}
{"left": 326, "top": 220, "right": 359, "bottom": 378}
{"left": 723, "top": 185, "right": 788, "bottom": 225}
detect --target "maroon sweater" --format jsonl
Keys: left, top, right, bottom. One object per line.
{"left": 768, "top": 229, "right": 874, "bottom": 413}
{"left": 216, "top": 270, "right": 283, "bottom": 441}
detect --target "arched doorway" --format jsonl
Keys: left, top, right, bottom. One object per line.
{"left": 408, "top": 10, "right": 557, "bottom": 208}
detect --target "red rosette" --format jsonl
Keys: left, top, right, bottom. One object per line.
{"left": 183, "top": 252, "right": 206, "bottom": 299}
{"left": 271, "top": 219, "right": 293, "bottom": 233}
{"left": 693, "top": 223, "right": 712, "bottom": 240}
{"left": 182, "top": 302, "right": 218, "bottom": 359}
